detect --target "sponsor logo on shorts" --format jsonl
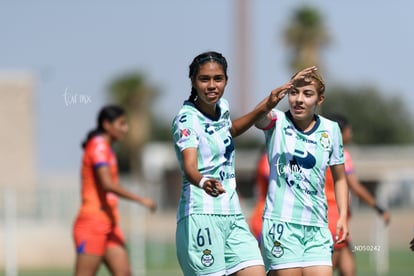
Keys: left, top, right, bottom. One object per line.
{"left": 271, "top": 241, "right": 284, "bottom": 258}
{"left": 201, "top": 249, "right": 214, "bottom": 267}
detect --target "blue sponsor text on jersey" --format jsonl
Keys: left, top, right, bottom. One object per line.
{"left": 219, "top": 170, "right": 236, "bottom": 181}
{"left": 283, "top": 126, "right": 317, "bottom": 145}
{"left": 203, "top": 121, "right": 230, "bottom": 134}
{"left": 296, "top": 183, "right": 318, "bottom": 196}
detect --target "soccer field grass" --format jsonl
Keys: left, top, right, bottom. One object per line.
{"left": 1, "top": 246, "right": 412, "bottom": 276}
{"left": 352, "top": 248, "right": 413, "bottom": 276}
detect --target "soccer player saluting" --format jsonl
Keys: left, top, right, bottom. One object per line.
{"left": 255, "top": 67, "right": 349, "bottom": 276}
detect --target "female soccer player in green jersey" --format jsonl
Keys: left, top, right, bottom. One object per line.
{"left": 255, "top": 68, "right": 349, "bottom": 276}
{"left": 171, "top": 51, "right": 294, "bottom": 276}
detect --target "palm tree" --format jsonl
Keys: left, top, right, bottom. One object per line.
{"left": 108, "top": 73, "right": 158, "bottom": 180}
{"left": 284, "top": 5, "right": 330, "bottom": 73}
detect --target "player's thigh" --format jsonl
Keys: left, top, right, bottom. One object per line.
{"left": 303, "top": 265, "right": 332, "bottom": 276}
{"left": 104, "top": 245, "right": 131, "bottom": 276}
{"left": 176, "top": 214, "right": 226, "bottom": 276}
{"left": 103, "top": 227, "right": 131, "bottom": 276}
{"left": 75, "top": 254, "right": 102, "bottom": 276}
{"left": 267, "top": 267, "right": 302, "bottom": 276}
{"left": 338, "top": 246, "right": 355, "bottom": 276}
{"left": 331, "top": 249, "right": 340, "bottom": 269}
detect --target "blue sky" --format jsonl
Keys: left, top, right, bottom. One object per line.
{"left": 1, "top": 1, "right": 413, "bottom": 173}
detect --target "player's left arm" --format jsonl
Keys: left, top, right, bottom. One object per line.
{"left": 331, "top": 163, "right": 349, "bottom": 244}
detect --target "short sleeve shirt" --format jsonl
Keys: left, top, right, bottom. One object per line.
{"left": 172, "top": 99, "right": 242, "bottom": 222}
{"left": 260, "top": 110, "right": 344, "bottom": 227}
{"left": 79, "top": 136, "right": 119, "bottom": 223}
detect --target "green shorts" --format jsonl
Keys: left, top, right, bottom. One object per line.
{"left": 176, "top": 214, "right": 264, "bottom": 276}
{"left": 261, "top": 218, "right": 333, "bottom": 271}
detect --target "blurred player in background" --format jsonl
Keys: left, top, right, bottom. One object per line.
{"left": 249, "top": 149, "right": 269, "bottom": 244}
{"left": 325, "top": 113, "right": 390, "bottom": 276}
{"left": 73, "top": 105, "right": 156, "bottom": 276}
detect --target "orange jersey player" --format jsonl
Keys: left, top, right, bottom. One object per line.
{"left": 325, "top": 113, "right": 390, "bottom": 276}
{"left": 73, "top": 105, "right": 157, "bottom": 276}
{"left": 78, "top": 135, "right": 120, "bottom": 225}
{"left": 249, "top": 152, "right": 269, "bottom": 243}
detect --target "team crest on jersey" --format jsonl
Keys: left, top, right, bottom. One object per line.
{"left": 319, "top": 132, "right": 331, "bottom": 150}
{"left": 201, "top": 249, "right": 214, "bottom": 267}
{"left": 271, "top": 241, "right": 284, "bottom": 258}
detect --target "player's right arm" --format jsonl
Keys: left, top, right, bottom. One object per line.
{"left": 181, "top": 147, "right": 225, "bottom": 197}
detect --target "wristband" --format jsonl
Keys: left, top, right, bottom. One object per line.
{"left": 374, "top": 204, "right": 385, "bottom": 215}
{"left": 198, "top": 177, "right": 208, "bottom": 189}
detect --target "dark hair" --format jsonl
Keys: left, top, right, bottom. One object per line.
{"left": 326, "top": 113, "right": 349, "bottom": 132}
{"left": 187, "top": 51, "right": 228, "bottom": 103}
{"left": 81, "top": 105, "right": 125, "bottom": 148}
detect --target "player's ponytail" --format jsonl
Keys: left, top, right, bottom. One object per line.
{"left": 81, "top": 105, "right": 125, "bottom": 149}
{"left": 187, "top": 88, "right": 197, "bottom": 103}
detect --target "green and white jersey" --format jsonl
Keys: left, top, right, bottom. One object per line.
{"left": 172, "top": 99, "right": 242, "bottom": 222}
{"left": 261, "top": 110, "right": 344, "bottom": 227}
